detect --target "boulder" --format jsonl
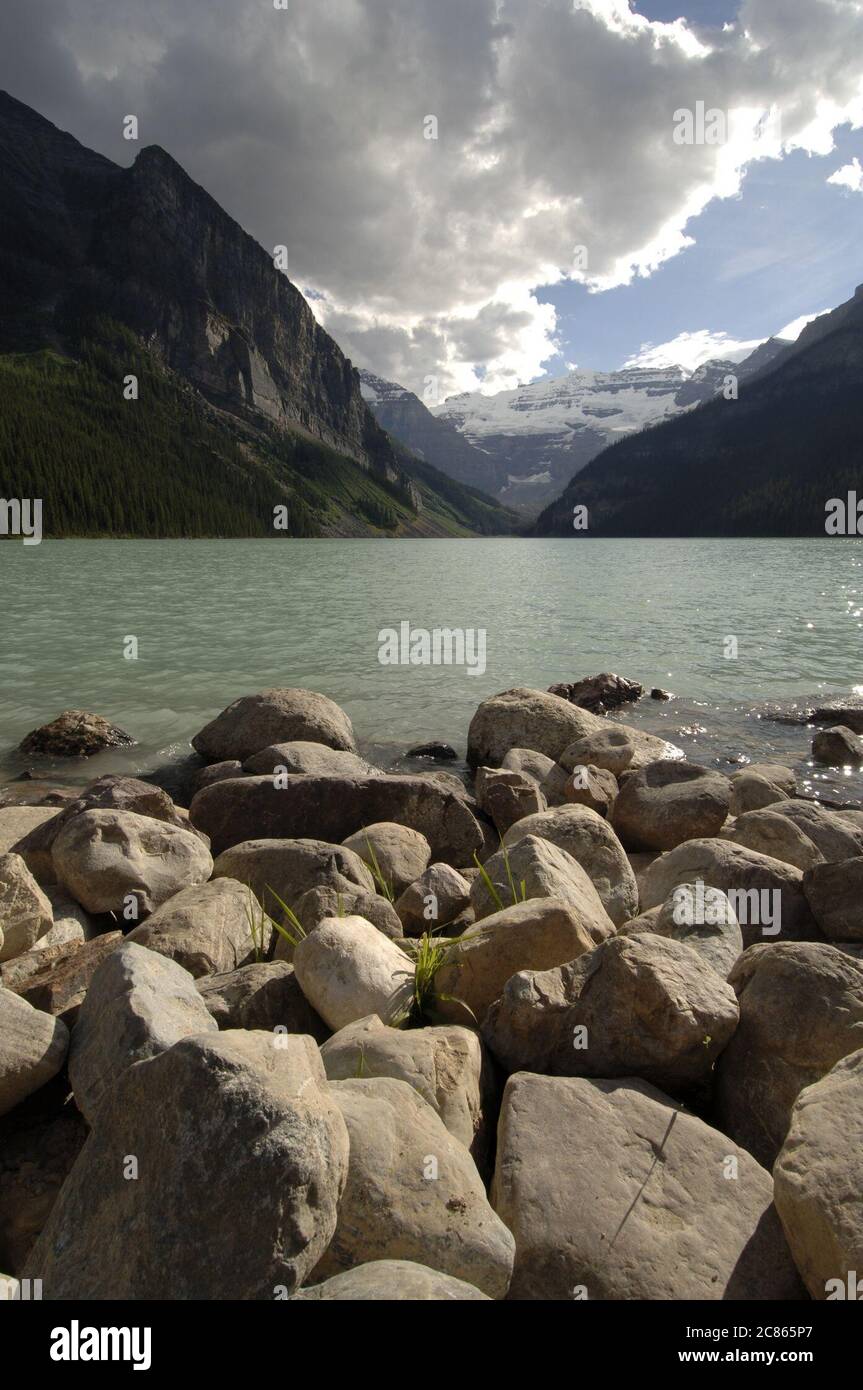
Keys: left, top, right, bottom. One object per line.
{"left": 192, "top": 688, "right": 356, "bottom": 762}
{"left": 769, "top": 799, "right": 863, "bottom": 863}
{"left": 620, "top": 881, "right": 743, "bottom": 978}
{"left": 547, "top": 672, "right": 643, "bottom": 712}
{"left": 745, "top": 763, "right": 798, "bottom": 796}
{"left": 811, "top": 725, "right": 863, "bottom": 766}
{"left": 4, "top": 932, "right": 123, "bottom": 1026}
{"left": 126, "top": 878, "right": 268, "bottom": 978}
{"left": 311, "top": 1078, "right": 515, "bottom": 1298}
{"left": 191, "top": 773, "right": 485, "bottom": 866}
{"left": 611, "top": 761, "right": 730, "bottom": 851}
{"left": 291, "top": 885, "right": 402, "bottom": 947}
{"left": 503, "top": 805, "right": 637, "bottom": 927}
{"left": 483, "top": 933, "right": 738, "bottom": 1093}
{"left": 0, "top": 806, "right": 60, "bottom": 861}
{"left": 811, "top": 696, "right": 863, "bottom": 734}
{"left": 0, "top": 854, "right": 53, "bottom": 962}
{"left": 294, "top": 1260, "right": 490, "bottom": 1301}
{"left": 774, "top": 1048, "right": 863, "bottom": 1299}
{"left": 500, "top": 748, "right": 558, "bottom": 789}
{"left": 23, "top": 1031, "right": 349, "bottom": 1299}
{"left": 342, "top": 822, "right": 431, "bottom": 896}
{"left": 320, "top": 1014, "right": 495, "bottom": 1169}
{"left": 492, "top": 1073, "right": 803, "bottom": 1300}
{"left": 191, "top": 760, "right": 244, "bottom": 793}
{"left": 395, "top": 863, "right": 471, "bottom": 936}
{"left": 51, "top": 809, "right": 213, "bottom": 917}
{"left": 561, "top": 764, "right": 618, "bottom": 818}
{"left": 471, "top": 834, "right": 615, "bottom": 944}
{"left": 406, "top": 742, "right": 458, "bottom": 761}
{"left": 556, "top": 727, "right": 638, "bottom": 778}
{"left": 196, "top": 961, "right": 328, "bottom": 1040}
{"left": 434, "top": 898, "right": 597, "bottom": 1027}
{"left": 0, "top": 989, "right": 69, "bottom": 1117}
{"left": 729, "top": 770, "right": 793, "bottom": 817}
{"left": 68, "top": 941, "right": 218, "bottom": 1125}
{"left": 243, "top": 741, "right": 375, "bottom": 777}
{"left": 293, "top": 916, "right": 414, "bottom": 1030}
{"left": 18, "top": 710, "right": 134, "bottom": 758}
{"left": 724, "top": 808, "right": 824, "bottom": 871}
{"left": 467, "top": 687, "right": 679, "bottom": 769}
{"left": 639, "top": 838, "right": 820, "bottom": 947}
{"left": 803, "top": 858, "right": 863, "bottom": 941}
{"left": 212, "top": 839, "right": 374, "bottom": 921}
{"left": 474, "top": 768, "right": 546, "bottom": 834}
{"left": 0, "top": 1076, "right": 87, "bottom": 1275}
{"left": 714, "top": 942, "right": 863, "bottom": 1167}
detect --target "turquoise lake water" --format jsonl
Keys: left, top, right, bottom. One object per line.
{"left": 2, "top": 537, "right": 862, "bottom": 801}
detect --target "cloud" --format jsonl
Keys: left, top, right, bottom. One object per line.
{"left": 776, "top": 308, "right": 832, "bottom": 339}
{"left": 1, "top": 0, "right": 862, "bottom": 395}
{"left": 827, "top": 156, "right": 863, "bottom": 192}
{"left": 622, "top": 328, "right": 765, "bottom": 371}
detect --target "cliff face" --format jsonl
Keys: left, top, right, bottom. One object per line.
{"left": 0, "top": 91, "right": 398, "bottom": 476}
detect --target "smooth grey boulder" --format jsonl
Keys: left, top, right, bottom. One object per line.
{"left": 729, "top": 771, "right": 790, "bottom": 816}
{"left": 467, "top": 687, "right": 678, "bottom": 769}
{"left": 342, "top": 822, "right": 431, "bottom": 896}
{"left": 471, "top": 834, "right": 615, "bottom": 944}
{"left": 191, "top": 773, "right": 485, "bottom": 865}
{"left": 556, "top": 727, "right": 639, "bottom": 777}
{"left": 769, "top": 799, "right": 863, "bottom": 863}
{"left": 212, "top": 838, "right": 374, "bottom": 915}
{"left": 192, "top": 688, "right": 356, "bottom": 762}
{"left": 51, "top": 809, "right": 213, "bottom": 917}
{"left": 503, "top": 805, "right": 637, "bottom": 927}
{"left": 483, "top": 932, "right": 738, "bottom": 1094}
{"left": 126, "top": 878, "right": 269, "bottom": 978}
{"left": 196, "top": 961, "right": 328, "bottom": 1040}
{"left": 24, "top": 1032, "right": 349, "bottom": 1299}
{"left": 68, "top": 941, "right": 218, "bottom": 1124}
{"left": 294, "top": 1260, "right": 490, "bottom": 1301}
{"left": 0, "top": 854, "right": 53, "bottom": 962}
{"left": 715, "top": 942, "right": 863, "bottom": 1167}
{"left": 611, "top": 761, "right": 730, "bottom": 851}
{"left": 803, "top": 858, "right": 863, "bottom": 941}
{"left": 492, "top": 1073, "right": 804, "bottom": 1301}
{"left": 0, "top": 989, "right": 69, "bottom": 1118}
{"left": 620, "top": 881, "right": 743, "bottom": 979}
{"left": 293, "top": 916, "right": 414, "bottom": 1030}
{"left": 724, "top": 807, "right": 825, "bottom": 871}
{"left": 243, "top": 741, "right": 375, "bottom": 777}
{"left": 311, "top": 1077, "right": 515, "bottom": 1298}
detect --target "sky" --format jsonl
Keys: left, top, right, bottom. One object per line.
{"left": 1, "top": 0, "right": 862, "bottom": 396}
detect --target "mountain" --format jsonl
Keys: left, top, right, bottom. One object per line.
{"left": 0, "top": 92, "right": 515, "bottom": 538}
{"left": 359, "top": 370, "right": 497, "bottom": 492}
{"left": 533, "top": 285, "right": 863, "bottom": 537}
{"left": 425, "top": 346, "right": 781, "bottom": 515}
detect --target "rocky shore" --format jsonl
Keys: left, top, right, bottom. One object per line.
{"left": 1, "top": 682, "right": 862, "bottom": 1301}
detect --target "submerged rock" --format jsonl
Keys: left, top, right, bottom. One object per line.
{"left": 18, "top": 710, "right": 134, "bottom": 758}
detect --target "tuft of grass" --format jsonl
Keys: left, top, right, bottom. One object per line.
{"left": 261, "top": 884, "right": 308, "bottom": 951}
{"left": 395, "top": 929, "right": 478, "bottom": 1029}
{"left": 362, "top": 833, "right": 395, "bottom": 903}
{"left": 244, "top": 886, "right": 272, "bottom": 963}
{"left": 473, "top": 841, "right": 527, "bottom": 911}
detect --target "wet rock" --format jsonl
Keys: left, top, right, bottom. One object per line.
{"left": 547, "top": 672, "right": 643, "bottom": 713}
{"left": 192, "top": 688, "right": 356, "bottom": 762}
{"left": 406, "top": 742, "right": 458, "bottom": 761}
{"left": 811, "top": 725, "right": 863, "bottom": 767}
{"left": 18, "top": 710, "right": 134, "bottom": 758}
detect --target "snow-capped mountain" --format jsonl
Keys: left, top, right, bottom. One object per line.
{"left": 359, "top": 370, "right": 498, "bottom": 492}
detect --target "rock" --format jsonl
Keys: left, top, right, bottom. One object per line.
{"left": 434, "top": 898, "right": 597, "bottom": 1027}
{"left": 561, "top": 764, "right": 617, "bottom": 818}
{"left": 0, "top": 806, "right": 60, "bottom": 859}
{"left": 294, "top": 1260, "right": 490, "bottom": 1300}
{"left": 191, "top": 772, "right": 485, "bottom": 866}
{"left": 810, "top": 696, "right": 863, "bottom": 734}
{"left": 125, "top": 878, "right": 268, "bottom": 978}
{"left": 729, "top": 771, "right": 790, "bottom": 816}
{"left": 483, "top": 933, "right": 737, "bottom": 1093}
{"left": 723, "top": 807, "right": 825, "bottom": 871}
{"left": 774, "top": 1048, "right": 863, "bottom": 1299}
{"left": 45, "top": 888, "right": 98, "bottom": 942}
{"left": 342, "top": 822, "right": 431, "bottom": 896}
{"left": 12, "top": 775, "right": 202, "bottom": 882}
{"left": 0, "top": 990, "right": 69, "bottom": 1117}
{"left": 212, "top": 839, "right": 375, "bottom": 922}
{"left": 812, "top": 725, "right": 863, "bottom": 767}
{"left": 51, "top": 809, "right": 212, "bottom": 918}
{"left": 611, "top": 761, "right": 730, "bottom": 851}
{"left": 745, "top": 763, "right": 798, "bottom": 796}
{"left": 547, "top": 672, "right": 643, "bottom": 712}
{"left": 0, "top": 1076, "right": 87, "bottom": 1275}
{"left": 406, "top": 742, "right": 458, "bottom": 761}
{"left": 803, "top": 859, "right": 863, "bottom": 940}
{"left": 18, "top": 710, "right": 134, "bottom": 758}
{"left": 714, "top": 942, "right": 863, "bottom": 1167}
{"left": 191, "top": 760, "right": 244, "bottom": 794}
{"left": 502, "top": 806, "right": 637, "bottom": 927}
{"left": 196, "top": 961, "right": 328, "bottom": 1039}
{"left": 555, "top": 727, "right": 637, "bottom": 777}
{"left": 395, "top": 863, "right": 471, "bottom": 936}
{"left": 0, "top": 854, "right": 53, "bottom": 961}
{"left": 492, "top": 1073, "right": 803, "bottom": 1300}
{"left": 24, "top": 1031, "right": 349, "bottom": 1299}
{"left": 474, "top": 768, "right": 546, "bottom": 834}
{"left": 311, "top": 1078, "right": 515, "bottom": 1298}
{"left": 471, "top": 834, "right": 615, "bottom": 944}
{"left": 620, "top": 881, "right": 744, "bottom": 979}
{"left": 639, "top": 838, "right": 820, "bottom": 947}
{"left": 769, "top": 799, "right": 863, "bottom": 863}
{"left": 292, "top": 886, "right": 403, "bottom": 947}
{"left": 500, "top": 748, "right": 557, "bottom": 789}
{"left": 5, "top": 932, "right": 123, "bottom": 1025}
{"left": 192, "top": 688, "right": 356, "bottom": 762}
{"left": 467, "top": 686, "right": 678, "bottom": 768}
{"left": 651, "top": 687, "right": 672, "bottom": 700}
{"left": 68, "top": 941, "right": 218, "bottom": 1125}
{"left": 29, "top": 920, "right": 84, "bottom": 954}
{"left": 243, "top": 741, "right": 375, "bottom": 777}
{"left": 320, "top": 1014, "right": 495, "bottom": 1169}
{"left": 293, "top": 916, "right": 414, "bottom": 1030}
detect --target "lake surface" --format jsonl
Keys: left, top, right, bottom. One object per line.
{"left": 2, "top": 537, "right": 862, "bottom": 801}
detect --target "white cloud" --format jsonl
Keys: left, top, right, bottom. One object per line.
{"left": 622, "top": 328, "right": 765, "bottom": 372}
{"left": 2, "top": 0, "right": 863, "bottom": 394}
{"left": 827, "top": 156, "right": 863, "bottom": 192}
{"left": 776, "top": 308, "right": 832, "bottom": 339}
